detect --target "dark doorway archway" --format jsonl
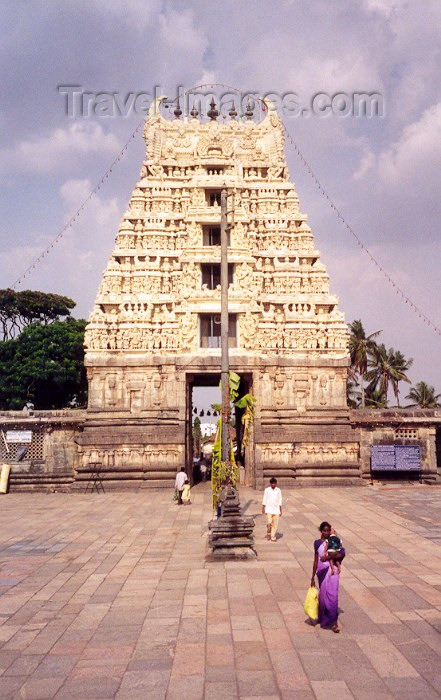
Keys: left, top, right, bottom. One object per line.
{"left": 185, "top": 371, "right": 254, "bottom": 487}
{"left": 186, "top": 372, "right": 220, "bottom": 485}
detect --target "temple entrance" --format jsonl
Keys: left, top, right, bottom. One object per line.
{"left": 185, "top": 372, "right": 255, "bottom": 487}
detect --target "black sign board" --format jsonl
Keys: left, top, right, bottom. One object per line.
{"left": 371, "top": 444, "right": 421, "bottom": 472}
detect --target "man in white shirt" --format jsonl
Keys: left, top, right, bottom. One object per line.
{"left": 262, "top": 477, "right": 282, "bottom": 541}
{"left": 175, "top": 467, "right": 187, "bottom": 504}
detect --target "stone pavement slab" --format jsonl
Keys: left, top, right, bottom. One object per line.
{"left": 0, "top": 484, "right": 441, "bottom": 698}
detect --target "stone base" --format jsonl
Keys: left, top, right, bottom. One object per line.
{"left": 207, "top": 546, "right": 257, "bottom": 561}
{"left": 9, "top": 471, "right": 74, "bottom": 492}
{"left": 208, "top": 486, "right": 256, "bottom": 559}
{"left": 72, "top": 467, "right": 174, "bottom": 491}
{"left": 289, "top": 477, "right": 367, "bottom": 488}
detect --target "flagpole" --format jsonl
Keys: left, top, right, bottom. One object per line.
{"left": 220, "top": 188, "right": 230, "bottom": 464}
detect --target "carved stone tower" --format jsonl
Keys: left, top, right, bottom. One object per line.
{"left": 78, "top": 98, "right": 358, "bottom": 488}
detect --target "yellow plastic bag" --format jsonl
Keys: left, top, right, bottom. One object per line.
{"left": 303, "top": 586, "right": 319, "bottom": 621}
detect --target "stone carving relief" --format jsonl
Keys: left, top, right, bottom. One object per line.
{"left": 258, "top": 442, "right": 358, "bottom": 468}
{"left": 86, "top": 104, "right": 349, "bottom": 364}
{"left": 235, "top": 262, "right": 254, "bottom": 290}
{"left": 178, "top": 312, "right": 198, "bottom": 351}
{"left": 186, "top": 221, "right": 201, "bottom": 246}
{"left": 292, "top": 443, "right": 359, "bottom": 463}
{"left": 197, "top": 133, "right": 233, "bottom": 158}
{"left": 258, "top": 444, "right": 296, "bottom": 466}
{"left": 239, "top": 311, "right": 260, "bottom": 349}
{"left": 180, "top": 261, "right": 199, "bottom": 298}
{"left": 80, "top": 446, "right": 183, "bottom": 469}
{"left": 271, "top": 370, "right": 286, "bottom": 407}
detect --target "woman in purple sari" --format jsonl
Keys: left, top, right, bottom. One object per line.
{"left": 311, "top": 521, "right": 345, "bottom": 633}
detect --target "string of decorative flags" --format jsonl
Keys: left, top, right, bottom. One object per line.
{"left": 11, "top": 119, "right": 145, "bottom": 290}
{"left": 10, "top": 80, "right": 441, "bottom": 338}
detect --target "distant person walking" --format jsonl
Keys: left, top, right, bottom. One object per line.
{"left": 262, "top": 477, "right": 282, "bottom": 541}
{"left": 200, "top": 459, "right": 207, "bottom": 482}
{"left": 175, "top": 467, "right": 186, "bottom": 505}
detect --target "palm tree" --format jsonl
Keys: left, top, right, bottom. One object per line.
{"left": 346, "top": 373, "right": 361, "bottom": 408}
{"left": 390, "top": 350, "right": 413, "bottom": 406}
{"left": 348, "top": 320, "right": 381, "bottom": 407}
{"left": 365, "top": 344, "right": 413, "bottom": 406}
{"left": 406, "top": 381, "right": 441, "bottom": 408}
{"left": 365, "top": 386, "right": 388, "bottom": 409}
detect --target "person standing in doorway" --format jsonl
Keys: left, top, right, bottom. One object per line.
{"left": 262, "top": 477, "right": 282, "bottom": 541}
{"left": 200, "top": 459, "right": 207, "bottom": 482}
{"left": 175, "top": 467, "right": 186, "bottom": 505}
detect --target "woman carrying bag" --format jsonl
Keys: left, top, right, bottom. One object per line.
{"left": 310, "top": 521, "right": 345, "bottom": 633}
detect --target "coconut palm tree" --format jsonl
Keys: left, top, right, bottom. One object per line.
{"left": 365, "top": 386, "right": 388, "bottom": 409}
{"left": 348, "top": 320, "right": 381, "bottom": 407}
{"left": 406, "top": 381, "right": 441, "bottom": 408}
{"left": 365, "top": 344, "right": 413, "bottom": 406}
{"left": 346, "top": 374, "right": 361, "bottom": 408}
{"left": 390, "top": 349, "right": 413, "bottom": 406}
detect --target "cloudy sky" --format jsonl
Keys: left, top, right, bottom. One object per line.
{"left": 1, "top": 0, "right": 441, "bottom": 397}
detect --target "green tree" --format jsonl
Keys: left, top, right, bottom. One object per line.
{"left": 0, "top": 289, "right": 75, "bottom": 340}
{"left": 348, "top": 320, "right": 381, "bottom": 407}
{"left": 234, "top": 392, "right": 257, "bottom": 452}
{"left": 211, "top": 372, "right": 256, "bottom": 512}
{"left": 406, "top": 381, "right": 441, "bottom": 408}
{"left": 346, "top": 374, "right": 361, "bottom": 408}
{"left": 0, "top": 318, "right": 87, "bottom": 409}
{"left": 365, "top": 344, "right": 413, "bottom": 407}
{"left": 365, "top": 387, "right": 388, "bottom": 409}
{"left": 193, "top": 416, "right": 202, "bottom": 457}
{"left": 390, "top": 349, "right": 413, "bottom": 406}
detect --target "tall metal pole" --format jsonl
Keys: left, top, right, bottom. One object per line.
{"left": 220, "top": 188, "right": 230, "bottom": 463}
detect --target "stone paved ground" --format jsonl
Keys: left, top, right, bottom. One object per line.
{"left": 1, "top": 484, "right": 441, "bottom": 699}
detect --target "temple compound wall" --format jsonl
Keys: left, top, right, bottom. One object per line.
{"left": 352, "top": 410, "right": 440, "bottom": 483}
{"left": 0, "top": 410, "right": 439, "bottom": 490}
{"left": 0, "top": 411, "right": 84, "bottom": 490}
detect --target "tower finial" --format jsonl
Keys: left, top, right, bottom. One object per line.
{"left": 229, "top": 102, "right": 237, "bottom": 119}
{"left": 174, "top": 98, "right": 182, "bottom": 119}
{"left": 207, "top": 97, "right": 219, "bottom": 121}
{"left": 190, "top": 102, "right": 199, "bottom": 118}
{"left": 245, "top": 99, "right": 254, "bottom": 120}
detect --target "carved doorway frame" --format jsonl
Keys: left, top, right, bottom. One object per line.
{"left": 185, "top": 371, "right": 221, "bottom": 486}
{"left": 184, "top": 370, "right": 256, "bottom": 488}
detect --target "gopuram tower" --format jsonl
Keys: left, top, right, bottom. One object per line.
{"left": 78, "top": 97, "right": 359, "bottom": 488}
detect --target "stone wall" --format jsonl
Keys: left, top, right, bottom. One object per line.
{"left": 350, "top": 409, "right": 441, "bottom": 483}
{"left": 0, "top": 411, "right": 85, "bottom": 491}
{"left": 1, "top": 408, "right": 440, "bottom": 490}
{"left": 74, "top": 417, "right": 185, "bottom": 489}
